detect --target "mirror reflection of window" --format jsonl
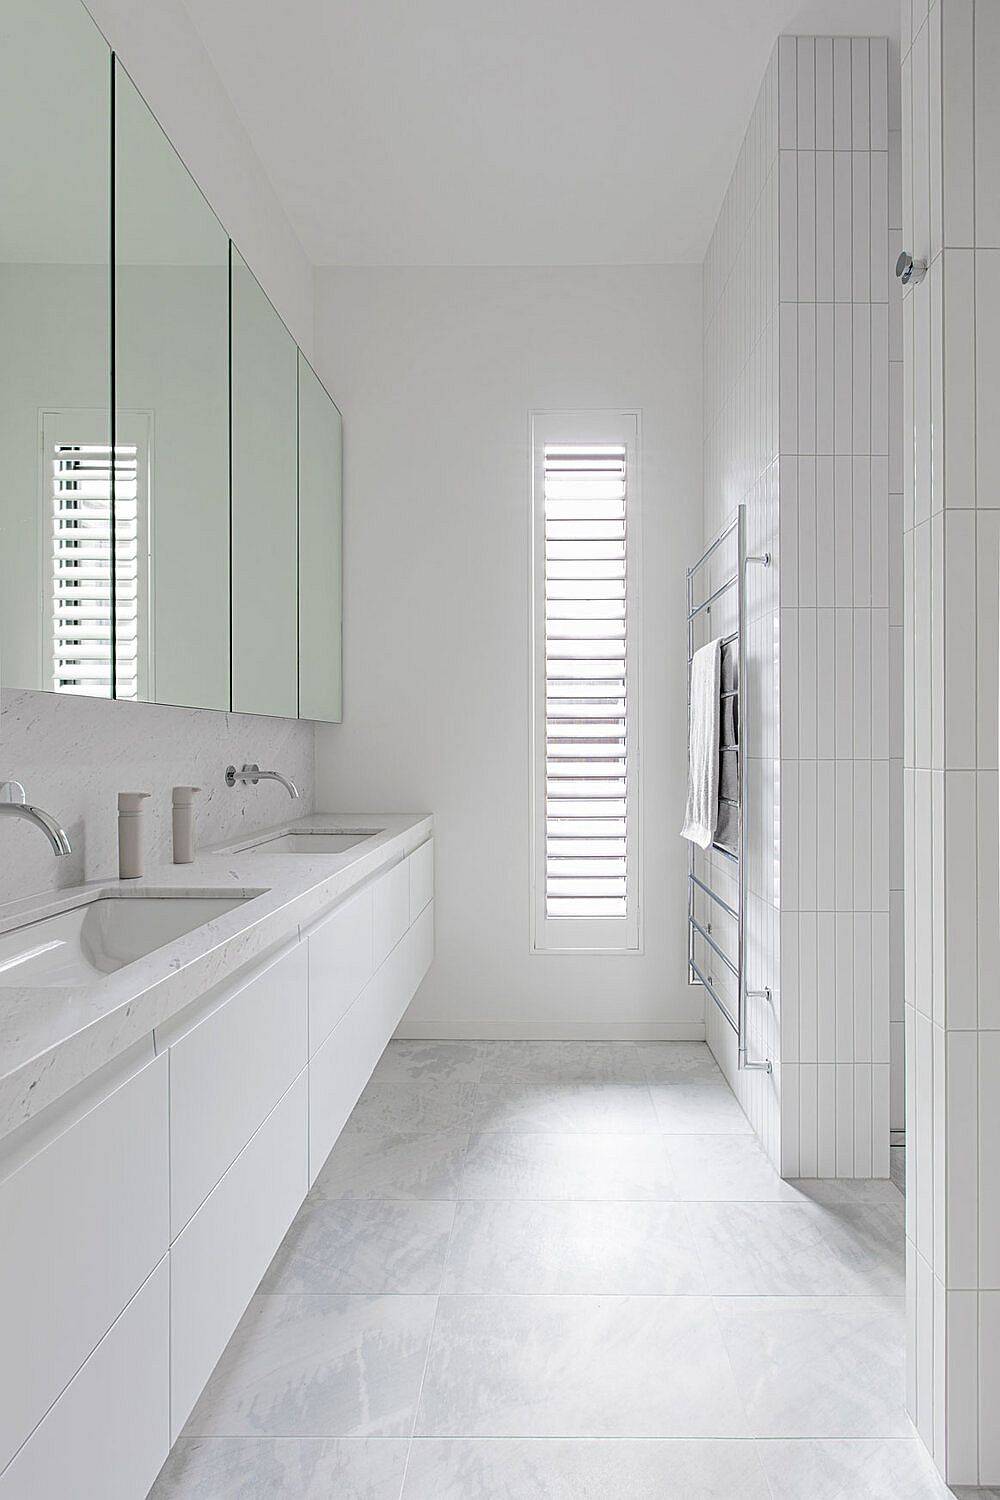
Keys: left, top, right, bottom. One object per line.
{"left": 42, "top": 415, "right": 151, "bottom": 700}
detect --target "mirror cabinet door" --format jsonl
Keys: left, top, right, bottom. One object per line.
{"left": 0, "top": 0, "right": 111, "bottom": 697}
{"left": 298, "top": 354, "right": 343, "bottom": 723}
{"left": 231, "top": 248, "right": 298, "bottom": 718}
{"left": 114, "top": 64, "right": 230, "bottom": 710}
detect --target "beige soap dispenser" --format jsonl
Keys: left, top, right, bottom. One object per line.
{"left": 118, "top": 791, "right": 150, "bottom": 879}
{"left": 172, "top": 785, "right": 201, "bottom": 865}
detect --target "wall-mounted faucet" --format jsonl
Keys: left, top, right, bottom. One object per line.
{"left": 225, "top": 764, "right": 300, "bottom": 800}
{"left": 0, "top": 781, "right": 72, "bottom": 855}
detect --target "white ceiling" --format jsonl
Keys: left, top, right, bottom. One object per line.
{"left": 181, "top": 0, "right": 898, "bottom": 267}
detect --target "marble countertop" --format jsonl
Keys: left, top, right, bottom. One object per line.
{"left": 0, "top": 812, "right": 432, "bottom": 1145}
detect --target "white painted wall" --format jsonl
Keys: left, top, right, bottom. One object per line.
{"left": 699, "top": 47, "right": 783, "bottom": 1162}
{"left": 313, "top": 266, "right": 703, "bottom": 1038}
{"left": 82, "top": 0, "right": 313, "bottom": 353}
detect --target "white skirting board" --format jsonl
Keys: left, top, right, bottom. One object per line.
{"left": 393, "top": 1019, "right": 707, "bottom": 1041}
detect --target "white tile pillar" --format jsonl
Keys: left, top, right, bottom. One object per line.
{"left": 901, "top": 0, "right": 1000, "bottom": 1484}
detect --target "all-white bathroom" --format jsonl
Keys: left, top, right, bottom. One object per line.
{"left": 0, "top": 0, "right": 996, "bottom": 1494}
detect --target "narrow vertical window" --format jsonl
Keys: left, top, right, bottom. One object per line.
{"left": 531, "top": 412, "right": 641, "bottom": 952}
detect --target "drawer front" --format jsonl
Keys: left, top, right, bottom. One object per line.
{"left": 373, "top": 858, "right": 409, "bottom": 968}
{"left": 168, "top": 940, "right": 308, "bottom": 1237}
{"left": 170, "top": 1070, "right": 308, "bottom": 1439}
{"left": 0, "top": 1259, "right": 169, "bottom": 1500}
{"left": 408, "top": 899, "right": 435, "bottom": 997}
{"left": 409, "top": 838, "right": 434, "bottom": 919}
{"left": 308, "top": 905, "right": 433, "bottom": 1181}
{"left": 309, "top": 966, "right": 387, "bottom": 1181}
{"left": 0, "top": 1054, "right": 168, "bottom": 1473}
{"left": 308, "top": 884, "right": 374, "bottom": 1053}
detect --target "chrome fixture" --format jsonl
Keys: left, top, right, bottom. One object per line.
{"left": 225, "top": 764, "right": 300, "bottom": 799}
{"left": 895, "top": 250, "right": 927, "bottom": 286}
{"left": 0, "top": 781, "right": 72, "bottom": 856}
{"left": 685, "top": 508, "right": 772, "bottom": 1074}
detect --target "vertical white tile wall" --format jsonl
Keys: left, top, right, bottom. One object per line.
{"left": 902, "top": 0, "right": 1000, "bottom": 1485}
{"left": 776, "top": 35, "right": 900, "bottom": 1180}
{"left": 700, "top": 36, "right": 901, "bottom": 1178}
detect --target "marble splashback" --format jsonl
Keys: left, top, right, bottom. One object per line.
{"left": 0, "top": 689, "right": 315, "bottom": 904}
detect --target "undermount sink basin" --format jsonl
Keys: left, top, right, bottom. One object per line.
{"left": 0, "top": 894, "right": 249, "bottom": 987}
{"left": 243, "top": 831, "right": 382, "bottom": 854}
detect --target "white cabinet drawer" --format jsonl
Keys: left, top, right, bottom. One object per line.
{"left": 170, "top": 1070, "right": 308, "bottom": 1439}
{"left": 0, "top": 1054, "right": 168, "bottom": 1473}
{"left": 408, "top": 899, "right": 435, "bottom": 996}
{"left": 409, "top": 838, "right": 433, "bottom": 919}
{"left": 307, "top": 884, "right": 374, "bottom": 1052}
{"left": 167, "top": 940, "right": 308, "bottom": 1237}
{"left": 373, "top": 858, "right": 409, "bottom": 967}
{"left": 309, "top": 968, "right": 386, "bottom": 1181}
{"left": 308, "top": 903, "right": 433, "bottom": 1180}
{"left": 0, "top": 1259, "right": 169, "bottom": 1500}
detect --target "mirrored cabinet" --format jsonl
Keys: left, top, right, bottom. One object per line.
{"left": 115, "top": 62, "right": 230, "bottom": 711}
{"left": 0, "top": 0, "right": 343, "bottom": 724}
{"left": 0, "top": 0, "right": 111, "bottom": 697}
{"left": 298, "top": 352, "right": 344, "bottom": 723}
{"left": 231, "top": 249, "right": 299, "bottom": 718}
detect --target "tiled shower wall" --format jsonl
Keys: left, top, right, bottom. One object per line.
{"left": 776, "top": 35, "right": 900, "bottom": 1179}
{"left": 901, "top": 0, "right": 1000, "bottom": 1483}
{"left": 699, "top": 36, "right": 901, "bottom": 1178}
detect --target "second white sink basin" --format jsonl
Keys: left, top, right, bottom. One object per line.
{"left": 243, "top": 831, "right": 382, "bottom": 854}
{"left": 0, "top": 894, "right": 249, "bottom": 987}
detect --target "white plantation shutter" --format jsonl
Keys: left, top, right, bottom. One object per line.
{"left": 43, "top": 417, "right": 149, "bottom": 700}
{"left": 531, "top": 413, "right": 641, "bottom": 952}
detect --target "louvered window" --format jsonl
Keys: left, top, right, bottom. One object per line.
{"left": 531, "top": 412, "right": 641, "bottom": 952}
{"left": 42, "top": 416, "right": 150, "bottom": 700}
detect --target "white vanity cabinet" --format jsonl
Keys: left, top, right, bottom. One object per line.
{"left": 169, "top": 1070, "right": 308, "bottom": 1437}
{"left": 308, "top": 845, "right": 434, "bottom": 1180}
{"left": 0, "top": 1052, "right": 169, "bottom": 1480}
{"left": 0, "top": 835, "right": 433, "bottom": 1498}
{"left": 158, "top": 938, "right": 308, "bottom": 1236}
{"left": 0, "top": 1260, "right": 169, "bottom": 1500}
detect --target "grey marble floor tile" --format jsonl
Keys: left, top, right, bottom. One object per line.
{"left": 650, "top": 1081, "right": 754, "bottom": 1134}
{"left": 414, "top": 1294, "right": 750, "bottom": 1437}
{"left": 756, "top": 1437, "right": 954, "bottom": 1497}
{"left": 459, "top": 1131, "right": 679, "bottom": 1200}
{"left": 309, "top": 1128, "right": 470, "bottom": 1201}
{"left": 352, "top": 1080, "right": 479, "bottom": 1134}
{"left": 184, "top": 1293, "right": 438, "bottom": 1438}
{"left": 789, "top": 1176, "right": 906, "bottom": 1216}
{"left": 259, "top": 1201, "right": 456, "bottom": 1294}
{"left": 401, "top": 1437, "right": 770, "bottom": 1498}
{"left": 715, "top": 1296, "right": 910, "bottom": 1438}
{"left": 441, "top": 1201, "right": 707, "bottom": 1295}
{"left": 150, "top": 1436, "right": 409, "bottom": 1498}
{"left": 889, "top": 1146, "right": 906, "bottom": 1197}
{"left": 632, "top": 1041, "right": 724, "bottom": 1082}
{"left": 369, "top": 1041, "right": 485, "bottom": 1088}
{"left": 685, "top": 1203, "right": 904, "bottom": 1295}
{"left": 665, "top": 1135, "right": 804, "bottom": 1201}
{"left": 477, "top": 1041, "right": 650, "bottom": 1085}
{"left": 470, "top": 1079, "right": 658, "bottom": 1135}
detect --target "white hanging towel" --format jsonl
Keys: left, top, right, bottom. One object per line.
{"left": 680, "top": 637, "right": 722, "bottom": 849}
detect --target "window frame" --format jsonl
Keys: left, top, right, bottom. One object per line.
{"left": 529, "top": 409, "right": 643, "bottom": 955}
